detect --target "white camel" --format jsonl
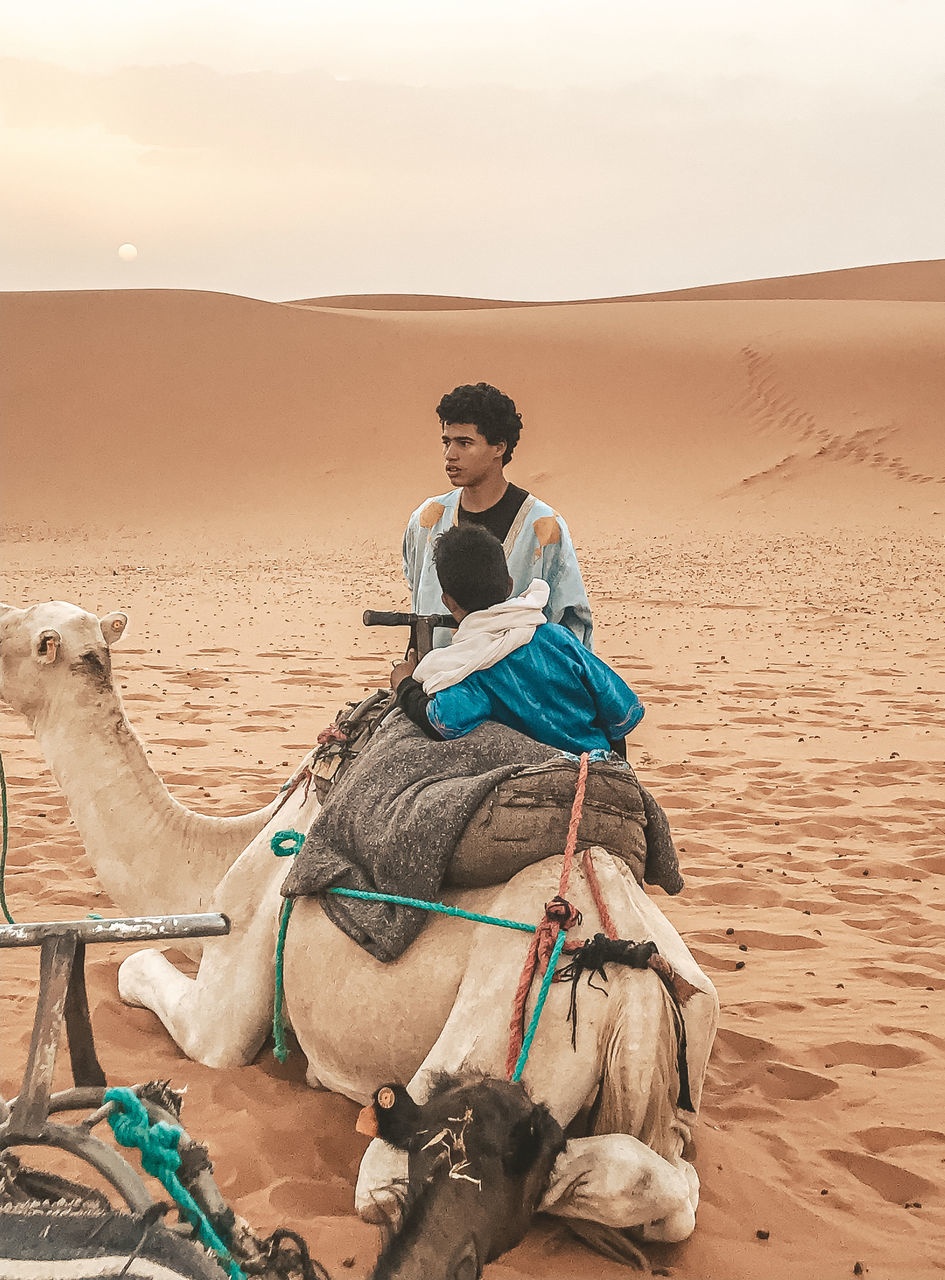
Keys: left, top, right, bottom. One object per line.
{"left": 0, "top": 601, "right": 719, "bottom": 1244}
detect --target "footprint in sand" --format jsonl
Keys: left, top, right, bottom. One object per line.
{"left": 817, "top": 1040, "right": 924, "bottom": 1070}
{"left": 853, "top": 1126, "right": 945, "bottom": 1155}
{"left": 265, "top": 1176, "right": 354, "bottom": 1219}
{"left": 713, "top": 1027, "right": 773, "bottom": 1063}
{"left": 853, "top": 963, "right": 945, "bottom": 990}
{"left": 911, "top": 853, "right": 945, "bottom": 874}
{"left": 730, "top": 929, "right": 826, "bottom": 951}
{"left": 697, "top": 883, "right": 784, "bottom": 908}
{"left": 822, "top": 1149, "right": 936, "bottom": 1205}
{"left": 759, "top": 1062, "right": 839, "bottom": 1101}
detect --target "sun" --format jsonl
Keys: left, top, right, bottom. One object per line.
{"left": 117, "top": 243, "right": 138, "bottom": 262}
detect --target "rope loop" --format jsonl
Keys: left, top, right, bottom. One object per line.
{"left": 271, "top": 829, "right": 305, "bottom": 857}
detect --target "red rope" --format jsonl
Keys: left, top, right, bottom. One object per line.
{"left": 271, "top": 764, "right": 315, "bottom": 816}
{"left": 505, "top": 752, "right": 589, "bottom": 1079}
{"left": 580, "top": 848, "right": 619, "bottom": 941}
{"left": 560, "top": 751, "right": 589, "bottom": 896}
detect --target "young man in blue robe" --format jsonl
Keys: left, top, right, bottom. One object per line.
{"left": 402, "top": 382, "right": 594, "bottom": 649}
{"left": 392, "top": 525, "right": 643, "bottom": 757}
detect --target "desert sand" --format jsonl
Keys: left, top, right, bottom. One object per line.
{"left": 1, "top": 261, "right": 944, "bottom": 1279}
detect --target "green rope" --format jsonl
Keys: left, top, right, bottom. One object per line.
{"left": 510, "top": 927, "right": 568, "bottom": 1082}
{"left": 105, "top": 1086, "right": 245, "bottom": 1280}
{"left": 270, "top": 831, "right": 305, "bottom": 1062}
{"left": 271, "top": 830, "right": 305, "bottom": 857}
{"left": 272, "top": 898, "right": 294, "bottom": 1064}
{"left": 326, "top": 887, "right": 537, "bottom": 933}
{"left": 0, "top": 751, "right": 13, "bottom": 925}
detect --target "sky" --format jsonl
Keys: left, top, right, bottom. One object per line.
{"left": 2, "top": 1, "right": 943, "bottom": 300}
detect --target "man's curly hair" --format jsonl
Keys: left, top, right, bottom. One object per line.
{"left": 436, "top": 382, "right": 523, "bottom": 464}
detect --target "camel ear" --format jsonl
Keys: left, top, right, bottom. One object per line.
{"left": 100, "top": 611, "right": 129, "bottom": 646}
{"left": 34, "top": 629, "right": 61, "bottom": 666}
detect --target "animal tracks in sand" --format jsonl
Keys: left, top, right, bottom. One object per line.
{"left": 853, "top": 1127, "right": 945, "bottom": 1156}
{"left": 760, "top": 1062, "right": 840, "bottom": 1102}
{"left": 816, "top": 1041, "right": 925, "bottom": 1071}
{"left": 822, "top": 1150, "right": 937, "bottom": 1205}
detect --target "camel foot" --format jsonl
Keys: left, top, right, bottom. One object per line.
{"left": 118, "top": 947, "right": 166, "bottom": 1008}
{"left": 540, "top": 1134, "right": 698, "bottom": 1240}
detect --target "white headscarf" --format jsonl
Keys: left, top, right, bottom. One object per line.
{"left": 413, "top": 579, "right": 550, "bottom": 695}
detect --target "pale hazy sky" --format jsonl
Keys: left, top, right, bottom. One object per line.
{"left": 2, "top": 1, "right": 943, "bottom": 299}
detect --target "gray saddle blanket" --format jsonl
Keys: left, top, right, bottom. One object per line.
{"left": 281, "top": 713, "right": 682, "bottom": 961}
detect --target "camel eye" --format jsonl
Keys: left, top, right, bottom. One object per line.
{"left": 77, "top": 651, "right": 107, "bottom": 678}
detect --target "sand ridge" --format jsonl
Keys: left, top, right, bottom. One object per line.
{"left": 2, "top": 264, "right": 945, "bottom": 1279}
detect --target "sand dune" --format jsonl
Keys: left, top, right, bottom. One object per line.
{"left": 4, "top": 282, "right": 944, "bottom": 537}
{"left": 290, "top": 258, "right": 945, "bottom": 308}
{"left": 2, "top": 261, "right": 945, "bottom": 1279}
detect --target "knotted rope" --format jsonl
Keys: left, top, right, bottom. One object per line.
{"left": 105, "top": 1086, "right": 245, "bottom": 1280}
{"left": 505, "top": 752, "right": 589, "bottom": 1082}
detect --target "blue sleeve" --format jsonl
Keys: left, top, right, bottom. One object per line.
{"left": 580, "top": 650, "right": 645, "bottom": 740}
{"left": 426, "top": 679, "right": 494, "bottom": 740}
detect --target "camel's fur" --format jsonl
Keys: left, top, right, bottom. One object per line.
{"left": 0, "top": 601, "right": 718, "bottom": 1242}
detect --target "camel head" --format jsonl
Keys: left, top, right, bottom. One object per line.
{"left": 366, "top": 1075, "right": 565, "bottom": 1280}
{"left": 0, "top": 601, "right": 128, "bottom": 721}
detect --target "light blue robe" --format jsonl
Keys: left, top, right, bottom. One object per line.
{"left": 403, "top": 489, "right": 594, "bottom": 649}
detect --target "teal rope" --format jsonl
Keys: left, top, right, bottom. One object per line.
{"left": 510, "top": 927, "right": 568, "bottom": 1082}
{"left": 270, "top": 832, "right": 303, "bottom": 1062}
{"left": 326, "top": 887, "right": 537, "bottom": 933}
{"left": 272, "top": 898, "right": 294, "bottom": 1063}
{"left": 0, "top": 751, "right": 13, "bottom": 925}
{"left": 271, "top": 829, "right": 305, "bottom": 857}
{"left": 105, "top": 1087, "right": 245, "bottom": 1280}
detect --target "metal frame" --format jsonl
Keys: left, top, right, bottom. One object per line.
{"left": 0, "top": 913, "right": 230, "bottom": 1213}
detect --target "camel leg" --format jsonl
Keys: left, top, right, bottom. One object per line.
{"left": 539, "top": 1133, "right": 699, "bottom": 1241}
{"left": 118, "top": 860, "right": 286, "bottom": 1070}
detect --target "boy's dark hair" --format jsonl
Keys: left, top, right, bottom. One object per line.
{"left": 433, "top": 525, "right": 511, "bottom": 614}
{"left": 436, "top": 382, "right": 523, "bottom": 464}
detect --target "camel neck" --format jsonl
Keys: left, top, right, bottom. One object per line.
{"left": 30, "top": 686, "right": 250, "bottom": 917}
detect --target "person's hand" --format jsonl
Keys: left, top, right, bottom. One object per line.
{"left": 390, "top": 649, "right": 418, "bottom": 691}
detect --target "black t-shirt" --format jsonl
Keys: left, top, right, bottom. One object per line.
{"left": 457, "top": 483, "right": 528, "bottom": 544}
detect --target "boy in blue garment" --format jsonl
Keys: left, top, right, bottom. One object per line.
{"left": 391, "top": 525, "right": 643, "bottom": 756}
{"left": 403, "top": 382, "right": 594, "bottom": 650}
